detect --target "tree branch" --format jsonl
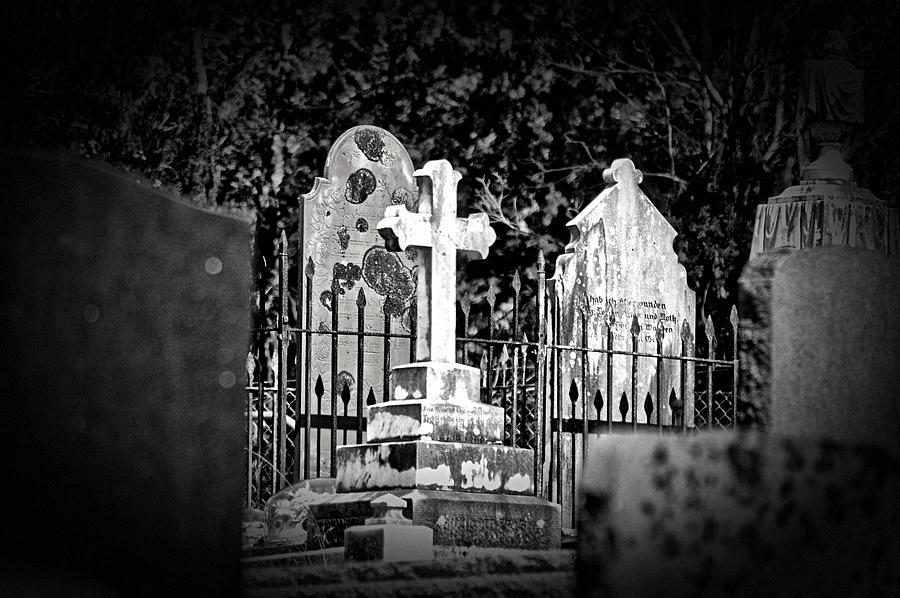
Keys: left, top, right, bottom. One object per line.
{"left": 663, "top": 6, "right": 724, "bottom": 107}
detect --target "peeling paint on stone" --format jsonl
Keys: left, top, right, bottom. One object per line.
{"left": 337, "top": 445, "right": 416, "bottom": 491}
{"left": 367, "top": 411, "right": 423, "bottom": 440}
{"left": 461, "top": 456, "right": 502, "bottom": 491}
{"left": 504, "top": 473, "right": 532, "bottom": 493}
{"left": 417, "top": 464, "right": 455, "bottom": 489}
{"left": 365, "top": 397, "right": 503, "bottom": 444}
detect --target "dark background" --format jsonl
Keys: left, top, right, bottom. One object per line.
{"left": 3, "top": 0, "right": 898, "bottom": 334}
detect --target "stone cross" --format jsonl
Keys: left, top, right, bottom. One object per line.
{"left": 378, "top": 159, "right": 496, "bottom": 363}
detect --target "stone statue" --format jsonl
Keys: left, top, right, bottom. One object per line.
{"left": 796, "top": 30, "right": 864, "bottom": 181}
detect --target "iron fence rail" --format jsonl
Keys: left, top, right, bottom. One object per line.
{"left": 245, "top": 232, "right": 740, "bottom": 517}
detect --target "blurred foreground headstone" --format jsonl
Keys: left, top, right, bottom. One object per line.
{"left": 0, "top": 150, "right": 251, "bottom": 597}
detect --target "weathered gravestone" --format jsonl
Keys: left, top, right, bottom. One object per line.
{"left": 549, "top": 158, "right": 695, "bottom": 521}
{"left": 738, "top": 35, "right": 900, "bottom": 455}
{"left": 301, "top": 125, "right": 419, "bottom": 471}
{"left": 578, "top": 432, "right": 900, "bottom": 598}
{"left": 0, "top": 150, "right": 250, "bottom": 596}
{"left": 304, "top": 160, "right": 561, "bottom": 550}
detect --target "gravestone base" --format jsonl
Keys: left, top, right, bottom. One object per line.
{"left": 335, "top": 440, "right": 536, "bottom": 494}
{"left": 308, "top": 489, "right": 561, "bottom": 550}
{"left": 366, "top": 398, "right": 504, "bottom": 444}
{"left": 390, "top": 361, "right": 481, "bottom": 403}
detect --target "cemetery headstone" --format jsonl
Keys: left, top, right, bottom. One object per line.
{"left": 305, "top": 160, "right": 561, "bottom": 550}
{"left": 549, "top": 158, "right": 696, "bottom": 520}
{"left": 0, "top": 150, "right": 250, "bottom": 597}
{"left": 738, "top": 35, "right": 900, "bottom": 455}
{"left": 301, "top": 125, "right": 419, "bottom": 469}
{"left": 578, "top": 432, "right": 900, "bottom": 598}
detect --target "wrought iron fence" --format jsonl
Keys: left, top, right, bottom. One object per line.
{"left": 245, "top": 232, "right": 740, "bottom": 517}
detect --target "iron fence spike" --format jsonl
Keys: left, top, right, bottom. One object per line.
{"left": 499, "top": 344, "right": 510, "bottom": 365}
{"left": 630, "top": 313, "right": 641, "bottom": 337}
{"left": 619, "top": 392, "right": 629, "bottom": 421}
{"left": 569, "top": 379, "right": 579, "bottom": 404}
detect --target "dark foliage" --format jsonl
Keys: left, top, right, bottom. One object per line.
{"left": 4, "top": 0, "right": 899, "bottom": 332}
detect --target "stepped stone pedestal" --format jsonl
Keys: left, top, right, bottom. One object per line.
{"left": 308, "top": 362, "right": 561, "bottom": 549}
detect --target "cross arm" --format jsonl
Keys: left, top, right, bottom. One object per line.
{"left": 377, "top": 205, "right": 432, "bottom": 252}
{"left": 454, "top": 213, "right": 497, "bottom": 259}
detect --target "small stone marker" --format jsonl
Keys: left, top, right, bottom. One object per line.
{"left": 344, "top": 494, "right": 433, "bottom": 562}
{"left": 306, "top": 159, "right": 561, "bottom": 550}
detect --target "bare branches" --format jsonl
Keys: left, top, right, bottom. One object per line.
{"left": 662, "top": 5, "right": 724, "bottom": 108}
{"left": 474, "top": 174, "right": 534, "bottom": 234}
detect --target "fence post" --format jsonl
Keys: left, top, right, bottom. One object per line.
{"left": 511, "top": 270, "right": 521, "bottom": 448}
{"left": 276, "top": 230, "right": 289, "bottom": 493}
{"left": 606, "top": 309, "right": 615, "bottom": 434}
{"left": 580, "top": 308, "right": 588, "bottom": 473}
{"left": 356, "top": 288, "right": 366, "bottom": 442}
{"left": 680, "top": 320, "right": 690, "bottom": 432}
{"left": 329, "top": 271, "right": 339, "bottom": 478}
{"left": 730, "top": 305, "right": 739, "bottom": 428}
{"left": 302, "top": 258, "right": 314, "bottom": 480}
{"left": 486, "top": 285, "right": 497, "bottom": 406}
{"left": 630, "top": 314, "right": 640, "bottom": 432}
{"left": 535, "top": 251, "right": 546, "bottom": 499}
{"left": 705, "top": 315, "right": 716, "bottom": 430}
{"left": 656, "top": 320, "right": 665, "bottom": 433}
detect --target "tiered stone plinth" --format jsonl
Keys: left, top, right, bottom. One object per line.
{"left": 307, "top": 362, "right": 561, "bottom": 550}
{"left": 366, "top": 398, "right": 504, "bottom": 444}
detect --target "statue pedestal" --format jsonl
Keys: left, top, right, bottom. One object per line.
{"left": 309, "top": 362, "right": 561, "bottom": 550}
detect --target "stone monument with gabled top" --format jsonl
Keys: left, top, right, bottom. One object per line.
{"left": 548, "top": 157, "right": 696, "bottom": 523}
{"left": 305, "top": 159, "right": 561, "bottom": 550}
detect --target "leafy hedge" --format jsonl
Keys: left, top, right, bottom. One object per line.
{"left": 6, "top": 0, "right": 899, "bottom": 334}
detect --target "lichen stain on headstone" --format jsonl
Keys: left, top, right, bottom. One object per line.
{"left": 336, "top": 225, "right": 350, "bottom": 251}
{"left": 320, "top": 290, "right": 333, "bottom": 311}
{"left": 335, "top": 370, "right": 355, "bottom": 401}
{"left": 362, "top": 246, "right": 415, "bottom": 316}
{"left": 346, "top": 168, "right": 376, "bottom": 204}
{"left": 353, "top": 129, "right": 386, "bottom": 162}
{"left": 333, "top": 262, "right": 362, "bottom": 295}
{"left": 391, "top": 187, "right": 418, "bottom": 211}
